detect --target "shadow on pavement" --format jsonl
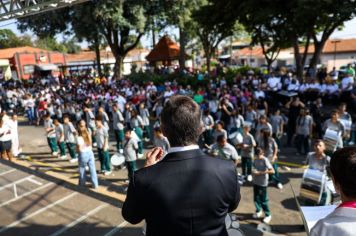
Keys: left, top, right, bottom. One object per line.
{"left": 2, "top": 224, "right": 143, "bottom": 236}
{"left": 0, "top": 159, "right": 124, "bottom": 207}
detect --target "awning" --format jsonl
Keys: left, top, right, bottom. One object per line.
{"left": 36, "top": 64, "right": 59, "bottom": 71}
{"left": 218, "top": 54, "right": 231, "bottom": 59}
{"left": 0, "top": 59, "right": 10, "bottom": 66}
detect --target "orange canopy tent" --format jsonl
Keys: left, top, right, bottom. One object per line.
{"left": 146, "top": 35, "right": 189, "bottom": 66}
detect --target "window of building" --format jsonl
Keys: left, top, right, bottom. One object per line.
{"left": 23, "top": 65, "right": 35, "bottom": 74}
{"left": 250, "top": 58, "right": 255, "bottom": 63}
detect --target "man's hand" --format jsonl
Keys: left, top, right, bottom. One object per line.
{"left": 145, "top": 147, "right": 164, "bottom": 167}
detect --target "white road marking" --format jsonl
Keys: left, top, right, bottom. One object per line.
{"left": 49, "top": 203, "right": 109, "bottom": 236}
{"left": 0, "top": 192, "right": 77, "bottom": 233}
{"left": 0, "top": 175, "right": 34, "bottom": 191}
{"left": 26, "top": 177, "right": 43, "bottom": 186}
{"left": 13, "top": 184, "right": 17, "bottom": 198}
{"left": 0, "top": 182, "right": 54, "bottom": 208}
{"left": 104, "top": 221, "right": 129, "bottom": 236}
{"left": 0, "top": 169, "right": 16, "bottom": 176}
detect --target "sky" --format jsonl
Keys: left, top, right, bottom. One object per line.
{"left": 1, "top": 17, "right": 356, "bottom": 49}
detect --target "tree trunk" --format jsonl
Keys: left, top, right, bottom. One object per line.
{"left": 308, "top": 41, "right": 325, "bottom": 77}
{"left": 179, "top": 27, "right": 187, "bottom": 71}
{"left": 206, "top": 54, "right": 211, "bottom": 75}
{"left": 94, "top": 37, "right": 102, "bottom": 77}
{"left": 113, "top": 55, "right": 124, "bottom": 80}
{"left": 293, "top": 39, "right": 303, "bottom": 80}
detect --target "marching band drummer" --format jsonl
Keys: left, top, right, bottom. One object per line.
{"left": 322, "top": 110, "right": 345, "bottom": 154}
{"left": 210, "top": 135, "right": 240, "bottom": 166}
{"left": 305, "top": 140, "right": 331, "bottom": 206}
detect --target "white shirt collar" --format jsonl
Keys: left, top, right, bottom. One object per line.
{"left": 168, "top": 145, "right": 200, "bottom": 154}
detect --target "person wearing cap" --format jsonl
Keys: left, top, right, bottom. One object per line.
{"left": 310, "top": 147, "right": 356, "bottom": 236}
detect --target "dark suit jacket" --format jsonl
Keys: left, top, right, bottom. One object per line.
{"left": 122, "top": 149, "right": 241, "bottom": 236}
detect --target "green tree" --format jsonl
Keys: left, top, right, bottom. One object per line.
{"left": 210, "top": 0, "right": 356, "bottom": 78}
{"left": 0, "top": 29, "right": 33, "bottom": 49}
{"left": 18, "top": 0, "right": 157, "bottom": 78}
{"left": 192, "top": 1, "right": 238, "bottom": 74}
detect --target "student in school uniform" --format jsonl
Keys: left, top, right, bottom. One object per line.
{"left": 130, "top": 109, "right": 144, "bottom": 158}
{"left": 63, "top": 114, "right": 78, "bottom": 163}
{"left": 211, "top": 135, "right": 240, "bottom": 165}
{"left": 252, "top": 147, "right": 275, "bottom": 224}
{"left": 257, "top": 129, "right": 283, "bottom": 189}
{"left": 139, "top": 102, "right": 151, "bottom": 142}
{"left": 84, "top": 105, "right": 97, "bottom": 147}
{"left": 0, "top": 116, "right": 13, "bottom": 161}
{"left": 123, "top": 128, "right": 138, "bottom": 182}
{"left": 53, "top": 118, "right": 67, "bottom": 159}
{"left": 95, "top": 117, "right": 111, "bottom": 175}
{"left": 239, "top": 124, "right": 256, "bottom": 182}
{"left": 112, "top": 103, "right": 125, "bottom": 153}
{"left": 153, "top": 126, "right": 170, "bottom": 155}
{"left": 44, "top": 113, "right": 59, "bottom": 156}
{"left": 311, "top": 147, "right": 356, "bottom": 236}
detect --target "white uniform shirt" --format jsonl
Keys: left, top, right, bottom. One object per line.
{"left": 310, "top": 207, "right": 356, "bottom": 236}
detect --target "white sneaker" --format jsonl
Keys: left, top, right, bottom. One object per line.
{"left": 263, "top": 215, "right": 272, "bottom": 224}
{"left": 52, "top": 152, "right": 58, "bottom": 156}
{"left": 69, "top": 158, "right": 78, "bottom": 163}
{"left": 348, "top": 141, "right": 355, "bottom": 145}
{"left": 252, "top": 211, "right": 263, "bottom": 219}
{"left": 59, "top": 155, "right": 67, "bottom": 160}
{"left": 138, "top": 153, "right": 144, "bottom": 159}
{"left": 93, "top": 142, "right": 97, "bottom": 147}
{"left": 247, "top": 175, "right": 253, "bottom": 182}
{"left": 119, "top": 149, "right": 123, "bottom": 154}
{"left": 104, "top": 171, "right": 112, "bottom": 176}
{"left": 277, "top": 183, "right": 283, "bottom": 189}
{"left": 85, "top": 166, "right": 89, "bottom": 171}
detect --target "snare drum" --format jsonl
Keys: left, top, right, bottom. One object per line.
{"left": 229, "top": 132, "right": 243, "bottom": 146}
{"left": 111, "top": 153, "right": 125, "bottom": 166}
{"left": 299, "top": 169, "right": 327, "bottom": 204}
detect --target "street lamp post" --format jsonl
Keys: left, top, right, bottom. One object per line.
{"left": 331, "top": 39, "right": 341, "bottom": 68}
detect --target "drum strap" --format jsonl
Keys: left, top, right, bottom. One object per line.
{"left": 218, "top": 147, "right": 229, "bottom": 160}
{"left": 338, "top": 201, "right": 356, "bottom": 209}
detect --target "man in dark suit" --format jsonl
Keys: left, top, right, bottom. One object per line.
{"left": 122, "top": 95, "right": 241, "bottom": 236}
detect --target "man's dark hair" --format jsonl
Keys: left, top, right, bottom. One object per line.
{"left": 216, "top": 135, "right": 226, "bottom": 143}
{"left": 330, "top": 147, "right": 356, "bottom": 198}
{"left": 160, "top": 95, "right": 202, "bottom": 147}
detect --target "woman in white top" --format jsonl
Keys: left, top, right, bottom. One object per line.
{"left": 76, "top": 120, "right": 98, "bottom": 189}
{"left": 311, "top": 147, "right": 356, "bottom": 236}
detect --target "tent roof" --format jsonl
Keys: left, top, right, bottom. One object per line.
{"left": 146, "top": 35, "right": 188, "bottom": 62}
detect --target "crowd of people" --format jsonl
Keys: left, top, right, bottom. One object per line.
{"left": 0, "top": 66, "right": 355, "bottom": 232}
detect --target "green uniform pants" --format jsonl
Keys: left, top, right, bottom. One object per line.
{"left": 66, "top": 142, "right": 77, "bottom": 159}
{"left": 47, "top": 137, "right": 58, "bottom": 153}
{"left": 114, "top": 129, "right": 124, "bottom": 150}
{"left": 58, "top": 141, "right": 66, "bottom": 156}
{"left": 241, "top": 156, "right": 252, "bottom": 176}
{"left": 98, "top": 148, "right": 111, "bottom": 172}
{"left": 254, "top": 185, "right": 271, "bottom": 216}
{"left": 125, "top": 160, "right": 137, "bottom": 182}
{"left": 269, "top": 162, "right": 281, "bottom": 185}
